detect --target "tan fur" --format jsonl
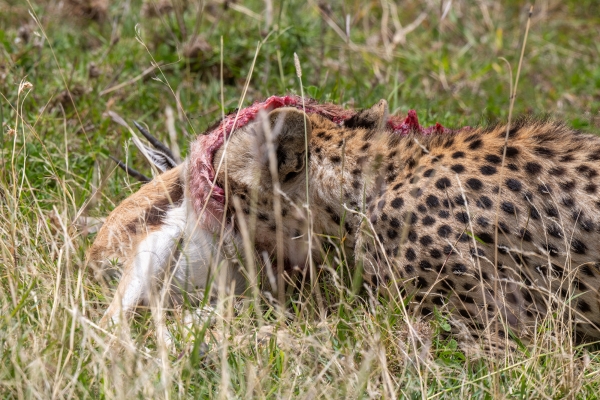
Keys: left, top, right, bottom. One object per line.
{"left": 87, "top": 165, "right": 185, "bottom": 280}
{"left": 216, "top": 101, "right": 600, "bottom": 349}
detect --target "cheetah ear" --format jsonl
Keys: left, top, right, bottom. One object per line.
{"left": 263, "top": 107, "right": 312, "bottom": 183}
{"left": 343, "top": 99, "right": 389, "bottom": 130}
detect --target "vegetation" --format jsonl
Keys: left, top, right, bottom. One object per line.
{"left": 2, "top": 0, "right": 600, "bottom": 397}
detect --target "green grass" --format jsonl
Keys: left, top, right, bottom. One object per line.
{"left": 2, "top": 0, "right": 600, "bottom": 398}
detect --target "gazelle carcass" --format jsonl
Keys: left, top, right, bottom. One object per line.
{"left": 87, "top": 121, "right": 245, "bottom": 329}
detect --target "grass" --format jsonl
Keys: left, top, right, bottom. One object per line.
{"left": 2, "top": 0, "right": 600, "bottom": 398}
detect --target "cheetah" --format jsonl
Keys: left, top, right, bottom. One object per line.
{"left": 90, "top": 95, "right": 600, "bottom": 349}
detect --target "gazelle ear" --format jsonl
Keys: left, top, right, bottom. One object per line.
{"left": 265, "top": 107, "right": 312, "bottom": 183}
{"left": 343, "top": 99, "right": 389, "bottom": 130}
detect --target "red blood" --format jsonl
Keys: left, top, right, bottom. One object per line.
{"left": 188, "top": 96, "right": 462, "bottom": 225}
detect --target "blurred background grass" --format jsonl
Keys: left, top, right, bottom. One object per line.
{"left": 2, "top": 0, "right": 600, "bottom": 398}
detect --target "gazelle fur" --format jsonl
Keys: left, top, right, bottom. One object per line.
{"left": 87, "top": 128, "right": 244, "bottom": 328}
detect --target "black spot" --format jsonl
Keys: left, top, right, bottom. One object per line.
{"left": 405, "top": 264, "right": 414, "bottom": 274}
{"left": 573, "top": 278, "right": 587, "bottom": 291}
{"left": 390, "top": 217, "right": 400, "bottom": 228}
{"left": 422, "top": 216, "right": 436, "bottom": 226}
{"left": 459, "top": 294, "right": 475, "bottom": 304}
{"left": 435, "top": 177, "right": 451, "bottom": 190}
{"left": 505, "top": 178, "right": 522, "bottom": 192}
{"left": 470, "top": 247, "right": 485, "bottom": 257}
{"left": 562, "top": 197, "right": 575, "bottom": 208}
{"left": 352, "top": 180, "right": 361, "bottom": 189}
{"left": 391, "top": 197, "right": 404, "bottom": 209}
{"left": 525, "top": 161, "right": 542, "bottom": 175}
{"left": 452, "top": 263, "right": 468, "bottom": 275}
{"left": 477, "top": 216, "right": 489, "bottom": 228}
{"left": 466, "top": 178, "right": 484, "bottom": 190}
{"left": 535, "top": 147, "right": 554, "bottom": 157}
{"left": 420, "top": 235, "right": 433, "bottom": 246}
{"left": 419, "top": 260, "right": 433, "bottom": 271}
{"left": 405, "top": 247, "right": 417, "bottom": 261}
{"left": 438, "top": 210, "right": 450, "bottom": 219}
{"left": 478, "top": 232, "right": 494, "bottom": 244}
{"left": 507, "top": 163, "right": 519, "bottom": 171}
{"left": 521, "top": 289, "right": 533, "bottom": 303}
{"left": 258, "top": 212, "right": 270, "bottom": 222}
{"left": 518, "top": 228, "right": 532, "bottom": 242}
{"left": 559, "top": 180, "right": 576, "bottom": 192}
{"left": 417, "top": 204, "right": 427, "bottom": 213}
{"left": 547, "top": 223, "right": 563, "bottom": 238}
{"left": 505, "top": 147, "right": 520, "bottom": 157}
{"left": 545, "top": 244, "right": 559, "bottom": 257}
{"left": 454, "top": 195, "right": 466, "bottom": 206}
{"left": 463, "top": 283, "right": 475, "bottom": 291}
{"left": 360, "top": 143, "right": 370, "bottom": 151}
{"left": 498, "top": 221, "right": 510, "bottom": 234}
{"left": 485, "top": 154, "right": 502, "bottom": 164}
{"left": 451, "top": 164, "right": 465, "bottom": 173}
{"left": 577, "top": 300, "right": 592, "bottom": 313}
{"left": 420, "top": 307, "right": 433, "bottom": 316}
{"left": 456, "top": 232, "right": 469, "bottom": 242}
{"left": 480, "top": 165, "right": 497, "bottom": 176}
{"left": 570, "top": 238, "right": 587, "bottom": 255}
{"left": 438, "top": 225, "right": 453, "bottom": 238}
{"left": 545, "top": 206, "right": 559, "bottom": 218}
{"left": 442, "top": 279, "right": 456, "bottom": 290}
{"left": 581, "top": 265, "right": 595, "bottom": 277}
{"left": 455, "top": 212, "right": 470, "bottom": 223}
{"left": 443, "top": 245, "right": 454, "bottom": 255}
{"left": 538, "top": 184, "right": 552, "bottom": 195}
{"left": 387, "top": 229, "right": 398, "bottom": 239}
{"left": 469, "top": 139, "right": 483, "bottom": 150}
{"left": 426, "top": 195, "right": 440, "bottom": 208}
{"left": 560, "top": 154, "right": 575, "bottom": 162}
{"left": 423, "top": 168, "right": 435, "bottom": 177}
{"left": 430, "top": 248, "right": 442, "bottom": 259}
{"left": 501, "top": 202, "right": 516, "bottom": 214}
{"left": 588, "top": 150, "right": 600, "bottom": 161}
{"left": 577, "top": 217, "right": 594, "bottom": 232}
{"left": 505, "top": 292, "right": 518, "bottom": 305}
{"left": 432, "top": 296, "right": 445, "bottom": 306}
{"left": 442, "top": 199, "right": 452, "bottom": 208}
{"left": 463, "top": 133, "right": 479, "bottom": 143}
{"left": 584, "top": 183, "right": 597, "bottom": 194}
{"left": 476, "top": 196, "right": 493, "bottom": 209}
{"left": 415, "top": 276, "right": 428, "bottom": 289}
{"left": 452, "top": 151, "right": 465, "bottom": 159}
{"left": 408, "top": 230, "right": 418, "bottom": 242}
{"left": 381, "top": 213, "right": 388, "bottom": 221}
{"left": 549, "top": 166, "right": 565, "bottom": 176}
{"left": 576, "top": 165, "right": 598, "bottom": 179}
{"left": 408, "top": 212, "right": 418, "bottom": 225}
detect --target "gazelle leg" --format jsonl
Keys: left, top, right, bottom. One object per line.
{"left": 100, "top": 206, "right": 186, "bottom": 328}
